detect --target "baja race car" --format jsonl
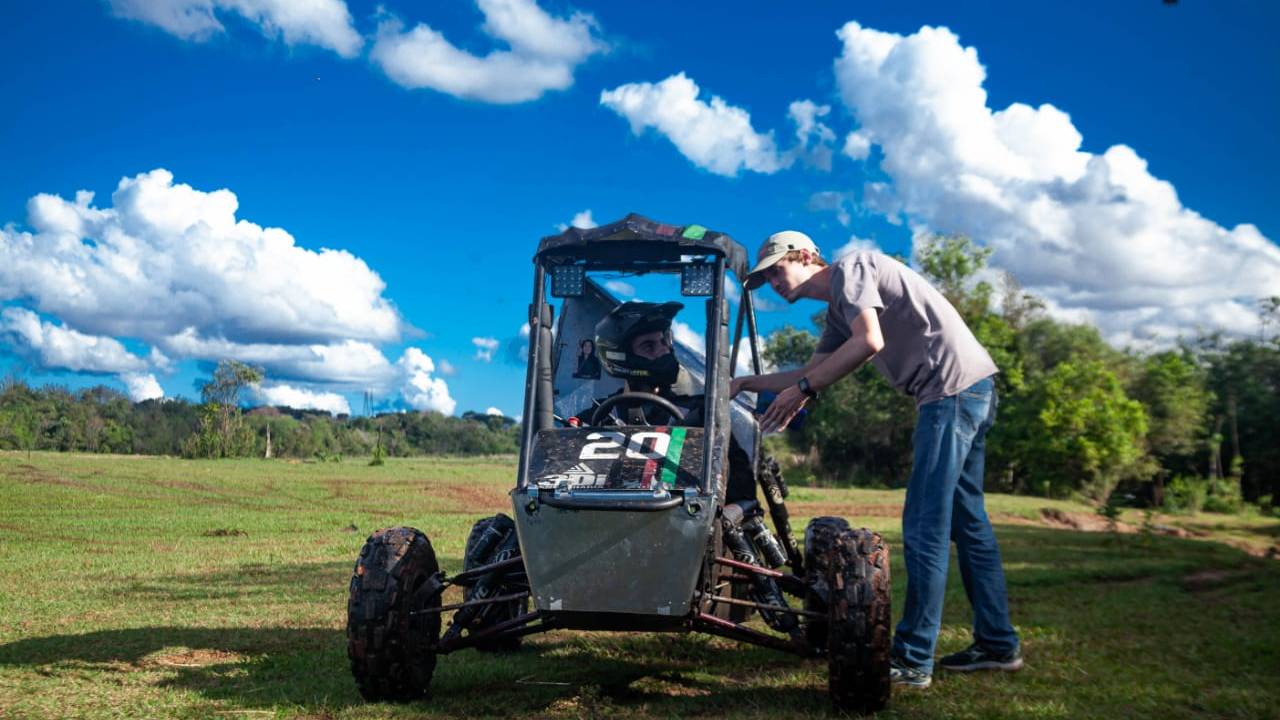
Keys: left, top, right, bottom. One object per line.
{"left": 345, "top": 214, "right": 892, "bottom": 713}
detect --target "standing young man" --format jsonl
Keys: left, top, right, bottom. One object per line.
{"left": 730, "top": 230, "right": 1022, "bottom": 688}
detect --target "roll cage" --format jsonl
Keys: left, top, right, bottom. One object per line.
{"left": 516, "top": 213, "right": 766, "bottom": 498}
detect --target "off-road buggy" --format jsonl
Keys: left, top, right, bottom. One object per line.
{"left": 346, "top": 214, "right": 892, "bottom": 713}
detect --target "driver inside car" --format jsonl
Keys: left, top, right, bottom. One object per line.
{"left": 572, "top": 301, "right": 756, "bottom": 504}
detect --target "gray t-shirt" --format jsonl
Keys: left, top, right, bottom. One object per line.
{"left": 815, "top": 251, "right": 997, "bottom": 406}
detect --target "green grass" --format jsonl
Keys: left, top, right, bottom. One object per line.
{"left": 1, "top": 452, "right": 1277, "bottom": 719}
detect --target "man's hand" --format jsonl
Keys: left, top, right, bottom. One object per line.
{"left": 759, "top": 384, "right": 809, "bottom": 434}
{"left": 729, "top": 375, "right": 752, "bottom": 398}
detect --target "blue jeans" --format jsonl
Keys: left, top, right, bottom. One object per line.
{"left": 892, "top": 376, "right": 1018, "bottom": 673}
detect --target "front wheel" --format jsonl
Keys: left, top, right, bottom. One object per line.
{"left": 802, "top": 516, "right": 850, "bottom": 651}
{"left": 347, "top": 526, "right": 441, "bottom": 702}
{"left": 826, "top": 528, "right": 891, "bottom": 714}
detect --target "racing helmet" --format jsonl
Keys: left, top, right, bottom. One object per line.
{"left": 594, "top": 301, "right": 683, "bottom": 386}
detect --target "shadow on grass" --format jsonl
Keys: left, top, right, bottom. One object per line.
{"left": 112, "top": 559, "right": 358, "bottom": 602}
{"left": 0, "top": 555, "right": 836, "bottom": 715}
{"left": 0, "top": 625, "right": 832, "bottom": 716}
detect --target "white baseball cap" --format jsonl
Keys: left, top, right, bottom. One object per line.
{"left": 745, "top": 230, "right": 819, "bottom": 289}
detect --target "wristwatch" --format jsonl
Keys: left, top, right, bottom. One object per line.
{"left": 797, "top": 377, "right": 818, "bottom": 399}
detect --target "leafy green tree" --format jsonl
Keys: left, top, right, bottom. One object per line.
{"left": 915, "top": 234, "right": 994, "bottom": 321}
{"left": 1128, "top": 350, "right": 1210, "bottom": 503}
{"left": 1198, "top": 335, "right": 1280, "bottom": 501}
{"left": 183, "top": 360, "right": 263, "bottom": 458}
{"left": 761, "top": 325, "right": 818, "bottom": 370}
{"left": 1021, "top": 360, "right": 1152, "bottom": 500}
{"left": 801, "top": 366, "right": 918, "bottom": 485}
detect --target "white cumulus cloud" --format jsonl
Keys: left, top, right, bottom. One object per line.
{"left": 788, "top": 100, "right": 837, "bottom": 171}
{"left": 601, "top": 73, "right": 793, "bottom": 177}
{"left": 121, "top": 373, "right": 165, "bottom": 402}
{"left": 833, "top": 22, "right": 1280, "bottom": 346}
{"left": 370, "top": 0, "right": 604, "bottom": 104}
{"left": 808, "top": 191, "right": 854, "bottom": 227}
{"left": 0, "top": 307, "right": 167, "bottom": 401}
{"left": 472, "top": 336, "right": 500, "bottom": 361}
{"left": 253, "top": 382, "right": 351, "bottom": 415}
{"left": 842, "top": 130, "right": 872, "bottom": 161}
{"left": 398, "top": 348, "right": 456, "bottom": 414}
{"left": 0, "top": 169, "right": 402, "bottom": 347}
{"left": 672, "top": 320, "right": 757, "bottom": 376}
{"left": 485, "top": 406, "right": 504, "bottom": 416}
{"left": 158, "top": 330, "right": 397, "bottom": 385}
{"left": 0, "top": 170, "right": 468, "bottom": 410}
{"left": 107, "top": 0, "right": 363, "bottom": 57}
{"left": 604, "top": 280, "right": 635, "bottom": 298}
{"left": 556, "top": 209, "right": 598, "bottom": 232}
{"left": 834, "top": 234, "right": 881, "bottom": 259}
{"left": 1, "top": 307, "right": 149, "bottom": 374}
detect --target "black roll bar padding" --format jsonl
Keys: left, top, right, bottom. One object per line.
{"left": 701, "top": 256, "right": 726, "bottom": 497}
{"left": 517, "top": 263, "right": 546, "bottom": 491}
{"left": 729, "top": 293, "right": 746, "bottom": 378}
{"left": 743, "top": 288, "right": 767, "bottom": 518}
{"left": 535, "top": 302, "right": 555, "bottom": 433}
{"left": 744, "top": 289, "right": 763, "bottom": 377}
{"left": 539, "top": 492, "right": 684, "bottom": 512}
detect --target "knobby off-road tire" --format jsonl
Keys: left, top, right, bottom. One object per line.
{"left": 803, "top": 516, "right": 850, "bottom": 652}
{"left": 827, "top": 528, "right": 891, "bottom": 715}
{"left": 462, "top": 514, "right": 528, "bottom": 652}
{"left": 347, "top": 526, "right": 441, "bottom": 702}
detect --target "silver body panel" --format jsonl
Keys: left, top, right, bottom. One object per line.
{"left": 511, "top": 488, "right": 716, "bottom": 617}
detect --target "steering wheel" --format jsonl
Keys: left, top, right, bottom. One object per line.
{"left": 589, "top": 392, "right": 686, "bottom": 426}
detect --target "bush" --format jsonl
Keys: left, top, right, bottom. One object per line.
{"left": 1164, "top": 475, "right": 1207, "bottom": 514}
{"left": 1257, "top": 494, "right": 1274, "bottom": 517}
{"left": 1203, "top": 477, "right": 1244, "bottom": 514}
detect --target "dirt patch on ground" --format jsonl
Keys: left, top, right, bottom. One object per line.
{"left": 145, "top": 648, "right": 247, "bottom": 668}
{"left": 1035, "top": 508, "right": 1278, "bottom": 559}
{"left": 436, "top": 482, "right": 509, "bottom": 513}
{"left": 1038, "top": 507, "right": 1136, "bottom": 534}
{"left": 8, "top": 463, "right": 94, "bottom": 491}
{"left": 1181, "top": 568, "right": 1256, "bottom": 593}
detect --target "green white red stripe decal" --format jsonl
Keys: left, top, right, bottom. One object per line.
{"left": 659, "top": 427, "right": 687, "bottom": 488}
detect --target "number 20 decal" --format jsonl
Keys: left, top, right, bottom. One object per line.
{"left": 580, "top": 431, "right": 671, "bottom": 461}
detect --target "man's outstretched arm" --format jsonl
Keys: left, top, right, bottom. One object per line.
{"left": 729, "top": 352, "right": 830, "bottom": 397}
{"left": 748, "top": 308, "right": 884, "bottom": 433}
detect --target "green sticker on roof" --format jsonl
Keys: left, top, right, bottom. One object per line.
{"left": 682, "top": 224, "right": 707, "bottom": 240}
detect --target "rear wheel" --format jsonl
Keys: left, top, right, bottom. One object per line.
{"left": 802, "top": 516, "right": 850, "bottom": 651}
{"left": 347, "top": 526, "right": 441, "bottom": 702}
{"left": 462, "top": 514, "right": 528, "bottom": 652}
{"left": 826, "top": 528, "right": 891, "bottom": 714}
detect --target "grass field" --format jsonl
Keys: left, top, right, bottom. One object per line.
{"left": 1, "top": 451, "right": 1277, "bottom": 719}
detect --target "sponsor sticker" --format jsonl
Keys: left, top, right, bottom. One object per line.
{"left": 536, "top": 462, "right": 609, "bottom": 488}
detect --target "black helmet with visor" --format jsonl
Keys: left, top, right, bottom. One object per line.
{"left": 593, "top": 301, "right": 683, "bottom": 386}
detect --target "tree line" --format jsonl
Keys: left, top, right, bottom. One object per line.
{"left": 765, "top": 235, "right": 1280, "bottom": 513}
{"left": 0, "top": 368, "right": 520, "bottom": 460}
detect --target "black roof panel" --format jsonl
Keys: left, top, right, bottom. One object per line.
{"left": 536, "top": 213, "right": 749, "bottom": 280}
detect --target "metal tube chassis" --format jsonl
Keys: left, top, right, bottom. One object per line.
{"left": 419, "top": 552, "right": 819, "bottom": 657}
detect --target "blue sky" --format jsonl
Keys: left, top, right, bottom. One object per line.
{"left": 1, "top": 0, "right": 1277, "bottom": 417}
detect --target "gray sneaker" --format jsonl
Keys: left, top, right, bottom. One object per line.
{"left": 890, "top": 656, "right": 932, "bottom": 689}
{"left": 939, "top": 643, "right": 1024, "bottom": 672}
